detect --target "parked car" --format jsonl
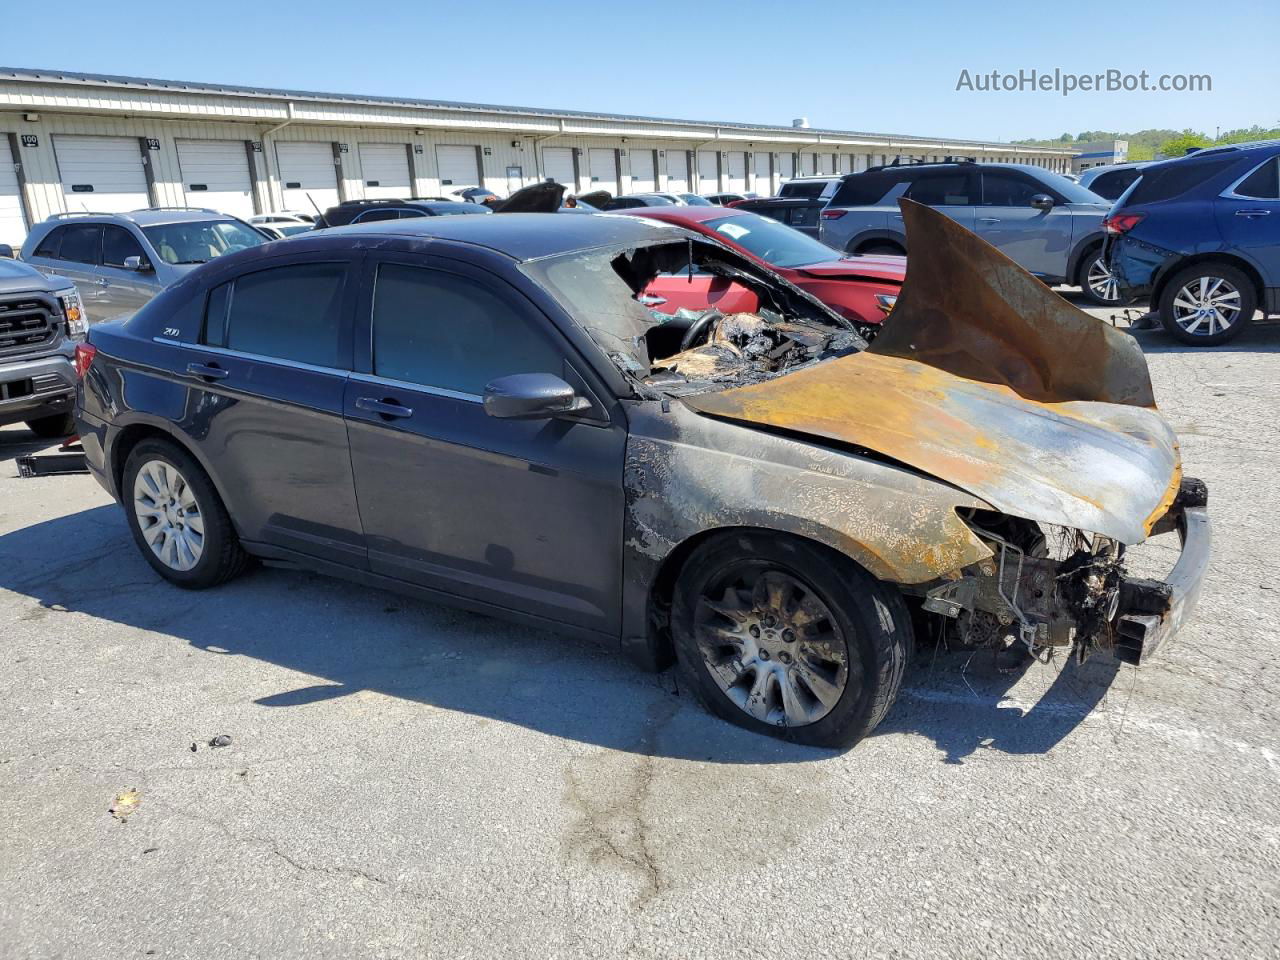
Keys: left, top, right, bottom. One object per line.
{"left": 676, "top": 193, "right": 714, "bottom": 206}
{"left": 704, "top": 192, "right": 757, "bottom": 206}
{"left": 314, "top": 198, "right": 491, "bottom": 227}
{"left": 75, "top": 206, "right": 1207, "bottom": 749}
{"left": 621, "top": 205, "right": 904, "bottom": 327}
{"left": 255, "top": 223, "right": 314, "bottom": 240}
{"left": 1106, "top": 140, "right": 1280, "bottom": 345}
{"left": 249, "top": 211, "right": 315, "bottom": 226}
{"left": 777, "top": 176, "right": 842, "bottom": 199}
{"left": 21, "top": 209, "right": 269, "bottom": 321}
{"left": 603, "top": 194, "right": 678, "bottom": 210}
{"left": 0, "top": 253, "right": 88, "bottom": 437}
{"left": 1078, "top": 162, "right": 1148, "bottom": 201}
{"left": 449, "top": 186, "right": 501, "bottom": 205}
{"left": 818, "top": 161, "right": 1121, "bottom": 304}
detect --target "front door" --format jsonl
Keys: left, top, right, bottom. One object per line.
{"left": 98, "top": 225, "right": 160, "bottom": 320}
{"left": 975, "top": 170, "right": 1074, "bottom": 278}
{"left": 344, "top": 255, "right": 627, "bottom": 635}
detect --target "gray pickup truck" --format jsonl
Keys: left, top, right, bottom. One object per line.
{"left": 0, "top": 252, "right": 88, "bottom": 437}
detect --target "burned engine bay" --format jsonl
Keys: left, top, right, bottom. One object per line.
{"left": 607, "top": 240, "right": 866, "bottom": 396}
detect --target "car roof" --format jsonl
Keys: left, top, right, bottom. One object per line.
{"left": 321, "top": 211, "right": 682, "bottom": 261}
{"left": 619, "top": 206, "right": 743, "bottom": 225}
{"left": 40, "top": 208, "right": 241, "bottom": 227}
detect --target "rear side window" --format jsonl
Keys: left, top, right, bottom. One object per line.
{"left": 980, "top": 173, "right": 1040, "bottom": 206}
{"left": 906, "top": 173, "right": 974, "bottom": 205}
{"left": 370, "top": 263, "right": 562, "bottom": 394}
{"left": 1088, "top": 169, "right": 1142, "bottom": 201}
{"left": 779, "top": 180, "right": 828, "bottom": 199}
{"left": 1233, "top": 157, "right": 1280, "bottom": 200}
{"left": 830, "top": 173, "right": 903, "bottom": 206}
{"left": 33, "top": 227, "right": 63, "bottom": 258}
{"left": 353, "top": 209, "right": 399, "bottom": 223}
{"left": 1127, "top": 155, "right": 1243, "bottom": 205}
{"left": 102, "top": 226, "right": 146, "bottom": 267}
{"left": 56, "top": 224, "right": 102, "bottom": 264}
{"left": 204, "top": 262, "right": 346, "bottom": 368}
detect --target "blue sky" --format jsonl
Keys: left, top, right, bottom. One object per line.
{"left": 6, "top": 0, "right": 1276, "bottom": 142}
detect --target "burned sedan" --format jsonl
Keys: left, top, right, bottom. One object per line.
{"left": 73, "top": 203, "right": 1209, "bottom": 749}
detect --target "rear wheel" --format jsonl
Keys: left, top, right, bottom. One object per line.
{"left": 123, "top": 438, "right": 250, "bottom": 588}
{"left": 858, "top": 243, "right": 904, "bottom": 257}
{"left": 670, "top": 532, "right": 911, "bottom": 749}
{"left": 25, "top": 412, "right": 76, "bottom": 438}
{"left": 1158, "top": 263, "right": 1256, "bottom": 346}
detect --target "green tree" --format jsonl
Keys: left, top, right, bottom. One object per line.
{"left": 1157, "top": 130, "right": 1211, "bottom": 158}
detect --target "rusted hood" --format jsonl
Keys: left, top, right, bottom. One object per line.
{"left": 682, "top": 200, "right": 1181, "bottom": 544}
{"left": 683, "top": 351, "right": 1180, "bottom": 544}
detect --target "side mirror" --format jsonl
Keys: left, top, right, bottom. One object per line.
{"left": 0, "top": 244, "right": 13, "bottom": 259}
{"left": 123, "top": 255, "right": 153, "bottom": 272}
{"left": 1030, "top": 193, "right": 1055, "bottom": 211}
{"left": 483, "top": 373, "right": 591, "bottom": 420}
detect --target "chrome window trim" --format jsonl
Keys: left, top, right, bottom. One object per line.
{"left": 349, "top": 371, "right": 482, "bottom": 404}
{"left": 1220, "top": 156, "right": 1280, "bottom": 201}
{"left": 152, "top": 336, "right": 351, "bottom": 376}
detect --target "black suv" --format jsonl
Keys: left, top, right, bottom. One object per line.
{"left": 314, "top": 198, "right": 490, "bottom": 228}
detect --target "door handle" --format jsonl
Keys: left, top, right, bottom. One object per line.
{"left": 356, "top": 396, "right": 413, "bottom": 419}
{"left": 636, "top": 294, "right": 667, "bottom": 306}
{"left": 1235, "top": 209, "right": 1271, "bottom": 217}
{"left": 978, "top": 217, "right": 1001, "bottom": 223}
{"left": 186, "top": 362, "right": 229, "bottom": 381}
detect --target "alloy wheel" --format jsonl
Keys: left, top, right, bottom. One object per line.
{"left": 1086, "top": 256, "right": 1120, "bottom": 303}
{"left": 693, "top": 564, "right": 854, "bottom": 727}
{"left": 133, "top": 459, "right": 205, "bottom": 572}
{"left": 1171, "top": 276, "right": 1242, "bottom": 337}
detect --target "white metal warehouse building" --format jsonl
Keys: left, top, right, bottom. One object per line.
{"left": 0, "top": 67, "right": 1077, "bottom": 247}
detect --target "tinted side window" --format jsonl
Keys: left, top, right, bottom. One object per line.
{"left": 1234, "top": 157, "right": 1280, "bottom": 200}
{"left": 906, "top": 173, "right": 974, "bottom": 205}
{"left": 57, "top": 224, "right": 102, "bottom": 264}
{"left": 981, "top": 173, "right": 1039, "bottom": 206}
{"left": 218, "top": 263, "right": 346, "bottom": 368}
{"left": 1089, "top": 169, "right": 1141, "bottom": 201}
{"left": 354, "top": 209, "right": 399, "bottom": 223}
{"left": 371, "top": 263, "right": 562, "bottom": 394}
{"left": 830, "top": 173, "right": 902, "bottom": 206}
{"left": 33, "top": 227, "right": 63, "bottom": 258}
{"left": 779, "top": 181, "right": 827, "bottom": 199}
{"left": 102, "top": 226, "right": 146, "bottom": 267}
{"left": 397, "top": 209, "right": 428, "bottom": 219}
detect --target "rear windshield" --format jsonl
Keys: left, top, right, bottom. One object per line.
{"left": 1124, "top": 154, "right": 1245, "bottom": 205}
{"left": 778, "top": 180, "right": 831, "bottom": 198}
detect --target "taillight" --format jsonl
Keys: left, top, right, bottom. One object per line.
{"left": 1103, "top": 213, "right": 1145, "bottom": 234}
{"left": 73, "top": 342, "right": 97, "bottom": 378}
{"left": 820, "top": 209, "right": 847, "bottom": 220}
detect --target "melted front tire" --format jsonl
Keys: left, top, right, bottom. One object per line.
{"left": 670, "top": 531, "right": 912, "bottom": 749}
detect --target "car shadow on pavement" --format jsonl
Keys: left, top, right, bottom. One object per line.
{"left": 0, "top": 504, "right": 1125, "bottom": 765}
{"left": 0, "top": 429, "right": 62, "bottom": 465}
{"left": 1124, "top": 319, "right": 1280, "bottom": 355}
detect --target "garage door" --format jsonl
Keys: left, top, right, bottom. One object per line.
{"left": 359, "top": 143, "right": 411, "bottom": 200}
{"left": 275, "top": 141, "right": 339, "bottom": 213}
{"left": 754, "top": 152, "right": 773, "bottom": 196}
{"left": 666, "top": 150, "right": 690, "bottom": 193}
{"left": 543, "top": 147, "right": 575, "bottom": 187}
{"left": 54, "top": 135, "right": 149, "bottom": 213}
{"left": 778, "top": 153, "right": 796, "bottom": 181}
{"left": 696, "top": 151, "right": 719, "bottom": 193}
{"left": 726, "top": 151, "right": 747, "bottom": 193}
{"left": 436, "top": 145, "right": 480, "bottom": 189}
{"left": 588, "top": 149, "right": 618, "bottom": 195}
{"left": 176, "top": 139, "right": 254, "bottom": 218}
{"left": 629, "top": 149, "right": 656, "bottom": 193}
{"left": 0, "top": 138, "right": 25, "bottom": 247}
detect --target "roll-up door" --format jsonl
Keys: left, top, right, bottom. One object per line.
{"left": 54, "top": 135, "right": 149, "bottom": 213}
{"left": 359, "top": 143, "right": 411, "bottom": 199}
{"left": 176, "top": 139, "right": 254, "bottom": 218}
{"left": 588, "top": 148, "right": 618, "bottom": 195}
{"left": 275, "top": 141, "right": 340, "bottom": 213}
{"left": 543, "top": 147, "right": 576, "bottom": 186}
{"left": 0, "top": 138, "right": 25, "bottom": 246}
{"left": 754, "top": 152, "right": 773, "bottom": 196}
{"left": 666, "top": 150, "right": 690, "bottom": 193}
{"left": 778, "top": 153, "right": 796, "bottom": 181}
{"left": 726, "top": 152, "right": 747, "bottom": 193}
{"left": 436, "top": 144, "right": 481, "bottom": 189}
{"left": 696, "top": 151, "right": 719, "bottom": 193}
{"left": 629, "top": 149, "right": 656, "bottom": 193}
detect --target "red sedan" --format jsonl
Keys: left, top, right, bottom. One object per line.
{"left": 620, "top": 206, "right": 905, "bottom": 326}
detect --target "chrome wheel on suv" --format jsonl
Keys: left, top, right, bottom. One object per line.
{"left": 133, "top": 459, "right": 205, "bottom": 572}
{"left": 1171, "top": 277, "right": 1242, "bottom": 336}
{"left": 1086, "top": 256, "right": 1120, "bottom": 303}
{"left": 1158, "top": 263, "right": 1256, "bottom": 346}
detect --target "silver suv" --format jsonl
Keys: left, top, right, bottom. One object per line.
{"left": 818, "top": 162, "right": 1121, "bottom": 304}
{"left": 21, "top": 208, "right": 269, "bottom": 321}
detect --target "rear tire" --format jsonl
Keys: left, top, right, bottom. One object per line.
{"left": 670, "top": 531, "right": 911, "bottom": 749}
{"left": 1158, "top": 262, "right": 1256, "bottom": 346}
{"left": 25, "top": 412, "right": 76, "bottom": 438}
{"left": 122, "top": 438, "right": 250, "bottom": 589}
{"left": 858, "top": 243, "right": 905, "bottom": 257}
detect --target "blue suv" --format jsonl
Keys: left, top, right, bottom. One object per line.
{"left": 1107, "top": 140, "right": 1280, "bottom": 345}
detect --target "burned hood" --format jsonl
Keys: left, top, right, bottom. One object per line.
{"left": 683, "top": 351, "right": 1179, "bottom": 544}
{"left": 682, "top": 200, "right": 1181, "bottom": 544}
{"left": 491, "top": 181, "right": 566, "bottom": 213}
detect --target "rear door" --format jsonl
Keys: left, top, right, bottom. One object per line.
{"left": 182, "top": 254, "right": 365, "bottom": 565}
{"left": 902, "top": 170, "right": 978, "bottom": 233}
{"left": 344, "top": 253, "right": 626, "bottom": 634}
{"left": 27, "top": 223, "right": 102, "bottom": 309}
{"left": 976, "top": 170, "right": 1073, "bottom": 277}
{"left": 97, "top": 225, "right": 157, "bottom": 320}
{"left": 1216, "top": 155, "right": 1280, "bottom": 283}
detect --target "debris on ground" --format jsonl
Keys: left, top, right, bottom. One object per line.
{"left": 109, "top": 789, "right": 141, "bottom": 822}
{"left": 208, "top": 734, "right": 232, "bottom": 748}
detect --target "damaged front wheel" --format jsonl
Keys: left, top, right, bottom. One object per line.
{"left": 671, "top": 532, "right": 912, "bottom": 749}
